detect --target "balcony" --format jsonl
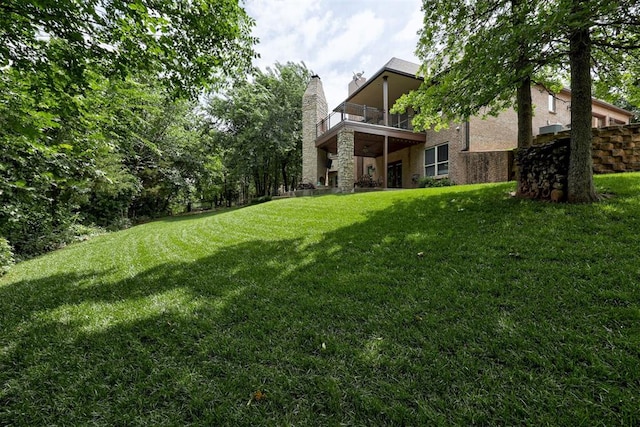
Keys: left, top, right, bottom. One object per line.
{"left": 316, "top": 102, "right": 413, "bottom": 137}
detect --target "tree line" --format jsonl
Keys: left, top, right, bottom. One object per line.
{"left": 0, "top": 1, "right": 310, "bottom": 263}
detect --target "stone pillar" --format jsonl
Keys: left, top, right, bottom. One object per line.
{"left": 337, "top": 128, "right": 355, "bottom": 192}
{"left": 302, "top": 75, "right": 328, "bottom": 185}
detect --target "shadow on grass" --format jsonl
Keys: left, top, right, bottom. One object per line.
{"left": 1, "top": 178, "right": 639, "bottom": 425}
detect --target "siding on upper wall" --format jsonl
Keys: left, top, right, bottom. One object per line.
{"left": 466, "top": 86, "right": 632, "bottom": 152}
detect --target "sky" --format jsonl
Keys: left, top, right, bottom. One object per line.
{"left": 244, "top": 0, "right": 424, "bottom": 111}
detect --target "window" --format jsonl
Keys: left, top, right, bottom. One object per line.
{"left": 548, "top": 94, "right": 556, "bottom": 113}
{"left": 425, "top": 143, "right": 449, "bottom": 177}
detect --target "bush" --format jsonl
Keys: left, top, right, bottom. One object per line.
{"left": 355, "top": 175, "right": 379, "bottom": 188}
{"left": 249, "top": 195, "right": 272, "bottom": 205}
{"left": 1, "top": 206, "right": 73, "bottom": 258}
{"left": 106, "top": 216, "right": 132, "bottom": 232}
{"left": 67, "top": 223, "right": 107, "bottom": 242}
{"left": 418, "top": 176, "right": 453, "bottom": 188}
{"left": 0, "top": 237, "right": 15, "bottom": 276}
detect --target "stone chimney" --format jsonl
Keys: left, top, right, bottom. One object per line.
{"left": 302, "top": 75, "right": 328, "bottom": 185}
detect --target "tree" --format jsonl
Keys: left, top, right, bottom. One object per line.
{"left": 0, "top": 0, "right": 256, "bottom": 258}
{"left": 565, "top": 0, "right": 597, "bottom": 202}
{"left": 400, "top": 0, "right": 640, "bottom": 203}
{"left": 559, "top": 0, "right": 640, "bottom": 202}
{"left": 0, "top": 0, "right": 256, "bottom": 98}
{"left": 206, "top": 62, "right": 311, "bottom": 198}
{"left": 594, "top": 65, "right": 640, "bottom": 123}
{"left": 393, "top": 0, "right": 559, "bottom": 148}
{"left": 0, "top": 69, "right": 223, "bottom": 256}
{"left": 85, "top": 76, "right": 218, "bottom": 221}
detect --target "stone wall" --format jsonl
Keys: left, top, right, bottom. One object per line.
{"left": 337, "top": 128, "right": 355, "bottom": 192}
{"left": 532, "top": 124, "right": 640, "bottom": 174}
{"left": 590, "top": 125, "right": 640, "bottom": 173}
{"left": 517, "top": 124, "right": 640, "bottom": 201}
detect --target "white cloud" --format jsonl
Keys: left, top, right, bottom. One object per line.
{"left": 247, "top": 0, "right": 320, "bottom": 37}
{"left": 393, "top": 7, "right": 423, "bottom": 43}
{"left": 244, "top": 0, "right": 424, "bottom": 109}
{"left": 314, "top": 10, "right": 385, "bottom": 67}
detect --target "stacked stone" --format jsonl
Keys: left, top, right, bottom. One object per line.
{"left": 302, "top": 76, "right": 328, "bottom": 186}
{"left": 336, "top": 128, "right": 354, "bottom": 192}
{"left": 516, "top": 139, "right": 569, "bottom": 202}
{"left": 592, "top": 124, "right": 640, "bottom": 173}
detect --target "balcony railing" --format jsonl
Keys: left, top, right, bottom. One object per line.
{"left": 316, "top": 102, "right": 413, "bottom": 137}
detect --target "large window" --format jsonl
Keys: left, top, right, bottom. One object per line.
{"left": 425, "top": 143, "right": 449, "bottom": 177}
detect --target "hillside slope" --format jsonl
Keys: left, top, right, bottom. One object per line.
{"left": 1, "top": 175, "right": 639, "bottom": 425}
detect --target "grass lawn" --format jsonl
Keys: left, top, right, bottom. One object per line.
{"left": 1, "top": 173, "right": 639, "bottom": 425}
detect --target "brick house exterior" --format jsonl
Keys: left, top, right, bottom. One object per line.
{"left": 302, "top": 58, "right": 634, "bottom": 190}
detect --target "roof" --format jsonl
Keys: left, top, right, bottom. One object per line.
{"left": 339, "top": 57, "right": 423, "bottom": 110}
{"left": 382, "top": 57, "right": 421, "bottom": 77}
{"left": 338, "top": 57, "right": 634, "bottom": 118}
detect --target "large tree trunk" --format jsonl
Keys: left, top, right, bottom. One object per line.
{"left": 515, "top": 76, "right": 534, "bottom": 197}
{"left": 512, "top": 0, "right": 534, "bottom": 197}
{"left": 567, "top": 25, "right": 598, "bottom": 203}
{"left": 511, "top": 0, "right": 533, "bottom": 149}
{"left": 516, "top": 76, "right": 533, "bottom": 148}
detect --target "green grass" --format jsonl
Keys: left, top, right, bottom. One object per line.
{"left": 1, "top": 174, "right": 640, "bottom": 426}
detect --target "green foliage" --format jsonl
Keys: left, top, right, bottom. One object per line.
{"left": 0, "top": 237, "right": 14, "bottom": 276}
{"left": 417, "top": 176, "right": 453, "bottom": 188}
{"left": 1, "top": 174, "right": 640, "bottom": 424}
{"left": 397, "top": 0, "right": 638, "bottom": 133}
{"left": 393, "top": 0, "right": 559, "bottom": 132}
{"left": 1, "top": 55, "right": 234, "bottom": 257}
{"left": 249, "top": 195, "right": 272, "bottom": 205}
{"left": 206, "top": 62, "right": 311, "bottom": 197}
{"left": 0, "top": 0, "right": 256, "bottom": 259}
{"left": 0, "top": 0, "right": 256, "bottom": 98}
{"left": 593, "top": 59, "right": 640, "bottom": 123}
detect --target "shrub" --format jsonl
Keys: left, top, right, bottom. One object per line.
{"left": 67, "top": 223, "right": 107, "bottom": 242}
{"left": 418, "top": 176, "right": 453, "bottom": 188}
{"left": 249, "top": 195, "right": 272, "bottom": 205}
{"left": 355, "top": 175, "right": 379, "bottom": 188}
{"left": 106, "top": 216, "right": 132, "bottom": 232}
{"left": 0, "top": 237, "right": 15, "bottom": 276}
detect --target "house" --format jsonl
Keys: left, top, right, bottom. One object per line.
{"left": 302, "top": 58, "right": 634, "bottom": 191}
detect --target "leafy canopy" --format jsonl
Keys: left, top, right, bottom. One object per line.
{"left": 0, "top": 0, "right": 257, "bottom": 98}
{"left": 205, "top": 62, "right": 311, "bottom": 196}
{"left": 394, "top": 0, "right": 639, "bottom": 132}
{"left": 393, "top": 0, "right": 562, "bottom": 132}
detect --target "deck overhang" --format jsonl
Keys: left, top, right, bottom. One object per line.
{"left": 315, "top": 121, "right": 426, "bottom": 158}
